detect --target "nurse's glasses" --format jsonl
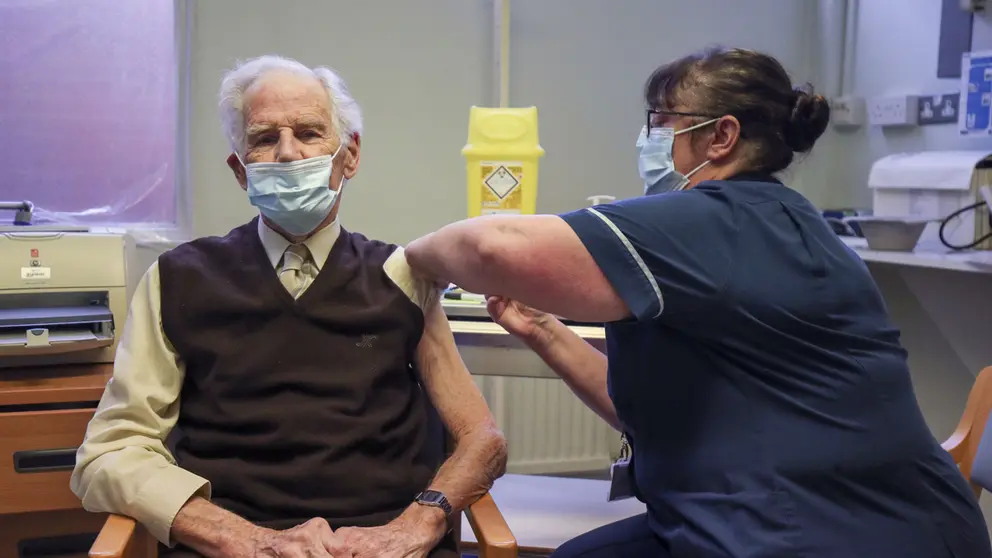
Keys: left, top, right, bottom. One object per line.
{"left": 645, "top": 109, "right": 722, "bottom": 135}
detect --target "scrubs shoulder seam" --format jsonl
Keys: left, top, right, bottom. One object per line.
{"left": 586, "top": 207, "right": 664, "bottom": 317}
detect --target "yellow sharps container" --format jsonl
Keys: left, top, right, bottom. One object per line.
{"left": 462, "top": 106, "right": 544, "bottom": 217}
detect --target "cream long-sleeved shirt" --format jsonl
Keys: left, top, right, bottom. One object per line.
{"left": 70, "top": 219, "right": 437, "bottom": 546}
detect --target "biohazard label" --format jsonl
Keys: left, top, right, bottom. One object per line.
{"left": 480, "top": 162, "right": 523, "bottom": 215}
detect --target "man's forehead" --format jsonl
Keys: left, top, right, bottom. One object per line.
{"left": 243, "top": 71, "right": 331, "bottom": 125}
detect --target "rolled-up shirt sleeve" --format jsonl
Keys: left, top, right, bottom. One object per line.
{"left": 71, "top": 261, "right": 210, "bottom": 546}
{"left": 559, "top": 191, "right": 736, "bottom": 322}
{"left": 383, "top": 246, "right": 442, "bottom": 313}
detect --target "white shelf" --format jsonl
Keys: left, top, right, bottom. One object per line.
{"left": 841, "top": 237, "right": 992, "bottom": 274}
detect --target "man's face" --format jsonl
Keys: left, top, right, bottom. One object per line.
{"left": 227, "top": 70, "right": 361, "bottom": 201}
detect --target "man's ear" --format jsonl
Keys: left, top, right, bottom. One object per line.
{"left": 227, "top": 153, "right": 247, "bottom": 191}
{"left": 705, "top": 116, "right": 742, "bottom": 162}
{"left": 343, "top": 133, "right": 361, "bottom": 180}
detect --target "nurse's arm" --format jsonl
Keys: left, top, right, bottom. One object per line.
{"left": 406, "top": 214, "right": 622, "bottom": 429}
{"left": 405, "top": 214, "right": 631, "bottom": 323}
{"left": 524, "top": 318, "right": 620, "bottom": 430}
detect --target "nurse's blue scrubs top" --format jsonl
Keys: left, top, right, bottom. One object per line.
{"left": 559, "top": 174, "right": 990, "bottom": 558}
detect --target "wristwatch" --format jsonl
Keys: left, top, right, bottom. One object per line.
{"left": 414, "top": 490, "right": 452, "bottom": 516}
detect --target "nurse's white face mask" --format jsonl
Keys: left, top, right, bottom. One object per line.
{"left": 637, "top": 118, "right": 718, "bottom": 195}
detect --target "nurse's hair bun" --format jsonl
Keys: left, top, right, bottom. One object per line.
{"left": 784, "top": 86, "right": 830, "bottom": 153}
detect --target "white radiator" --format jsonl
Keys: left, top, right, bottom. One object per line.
{"left": 474, "top": 376, "right": 618, "bottom": 474}
{"left": 449, "top": 308, "right": 619, "bottom": 475}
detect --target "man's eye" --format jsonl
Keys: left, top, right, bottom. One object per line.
{"left": 300, "top": 130, "right": 321, "bottom": 139}
{"left": 255, "top": 136, "right": 276, "bottom": 145}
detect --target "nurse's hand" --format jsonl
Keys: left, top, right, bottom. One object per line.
{"left": 486, "top": 296, "right": 554, "bottom": 342}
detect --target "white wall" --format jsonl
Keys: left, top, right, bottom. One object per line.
{"left": 165, "top": 0, "right": 987, "bottom": 432}
{"left": 160, "top": 0, "right": 822, "bottom": 479}
{"left": 184, "top": 0, "right": 819, "bottom": 243}
{"left": 138, "top": 0, "right": 992, "bottom": 513}
{"left": 824, "top": 0, "right": 992, "bottom": 432}
{"left": 828, "top": 2, "right": 992, "bottom": 208}
{"left": 154, "top": 2, "right": 989, "bottom": 427}
{"left": 506, "top": 0, "right": 820, "bottom": 212}
{"left": 187, "top": 0, "right": 491, "bottom": 244}
{"left": 821, "top": 0, "right": 992, "bottom": 526}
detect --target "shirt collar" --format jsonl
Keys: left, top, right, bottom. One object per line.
{"left": 257, "top": 218, "right": 341, "bottom": 271}
{"left": 725, "top": 171, "right": 783, "bottom": 185}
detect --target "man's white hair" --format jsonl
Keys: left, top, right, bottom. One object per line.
{"left": 218, "top": 55, "right": 363, "bottom": 155}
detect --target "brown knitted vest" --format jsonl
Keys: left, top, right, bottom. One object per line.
{"left": 157, "top": 218, "right": 443, "bottom": 529}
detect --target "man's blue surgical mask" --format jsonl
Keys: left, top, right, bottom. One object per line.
{"left": 238, "top": 145, "right": 344, "bottom": 236}
{"left": 637, "top": 119, "right": 717, "bottom": 195}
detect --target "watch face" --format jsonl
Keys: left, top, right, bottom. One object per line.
{"left": 420, "top": 490, "right": 443, "bottom": 504}
{"left": 417, "top": 490, "right": 451, "bottom": 514}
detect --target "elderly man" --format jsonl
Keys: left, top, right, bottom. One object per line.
{"left": 71, "top": 55, "right": 507, "bottom": 558}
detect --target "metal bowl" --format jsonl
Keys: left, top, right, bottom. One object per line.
{"left": 844, "top": 216, "right": 930, "bottom": 251}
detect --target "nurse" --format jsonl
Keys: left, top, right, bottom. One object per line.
{"left": 406, "top": 47, "right": 991, "bottom": 557}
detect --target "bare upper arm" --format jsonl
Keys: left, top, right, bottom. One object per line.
{"left": 415, "top": 300, "right": 497, "bottom": 439}
{"left": 383, "top": 247, "right": 495, "bottom": 436}
{"left": 473, "top": 215, "right": 630, "bottom": 322}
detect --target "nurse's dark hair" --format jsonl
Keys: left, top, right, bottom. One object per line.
{"left": 644, "top": 46, "right": 830, "bottom": 174}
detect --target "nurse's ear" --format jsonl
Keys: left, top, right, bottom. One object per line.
{"left": 704, "top": 115, "right": 742, "bottom": 162}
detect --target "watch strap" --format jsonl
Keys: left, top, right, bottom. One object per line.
{"left": 415, "top": 490, "right": 453, "bottom": 516}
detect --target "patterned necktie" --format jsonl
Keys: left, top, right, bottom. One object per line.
{"left": 279, "top": 243, "right": 313, "bottom": 298}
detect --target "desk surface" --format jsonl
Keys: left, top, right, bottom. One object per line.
{"left": 461, "top": 474, "right": 646, "bottom": 551}
{"left": 841, "top": 237, "right": 992, "bottom": 274}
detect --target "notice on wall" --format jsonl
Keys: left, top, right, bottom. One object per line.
{"left": 961, "top": 50, "right": 992, "bottom": 136}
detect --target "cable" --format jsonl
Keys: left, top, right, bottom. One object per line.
{"left": 939, "top": 201, "right": 992, "bottom": 250}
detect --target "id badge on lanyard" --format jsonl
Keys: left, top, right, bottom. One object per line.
{"left": 608, "top": 432, "right": 635, "bottom": 501}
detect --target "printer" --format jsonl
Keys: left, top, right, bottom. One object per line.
{"left": 0, "top": 226, "right": 128, "bottom": 368}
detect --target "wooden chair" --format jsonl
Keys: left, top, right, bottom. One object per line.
{"left": 87, "top": 402, "right": 518, "bottom": 557}
{"left": 89, "top": 494, "right": 515, "bottom": 558}
{"left": 942, "top": 365, "right": 992, "bottom": 499}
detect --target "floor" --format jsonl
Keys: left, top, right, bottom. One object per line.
{"left": 548, "top": 469, "right": 611, "bottom": 481}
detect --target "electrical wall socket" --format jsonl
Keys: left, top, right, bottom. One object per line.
{"left": 918, "top": 93, "right": 960, "bottom": 125}
{"left": 830, "top": 96, "right": 866, "bottom": 128}
{"left": 867, "top": 95, "right": 920, "bottom": 127}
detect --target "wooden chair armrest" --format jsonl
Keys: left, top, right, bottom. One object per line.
{"left": 466, "top": 492, "right": 517, "bottom": 558}
{"left": 90, "top": 514, "right": 156, "bottom": 558}
{"left": 942, "top": 366, "right": 992, "bottom": 466}
{"left": 943, "top": 433, "right": 968, "bottom": 463}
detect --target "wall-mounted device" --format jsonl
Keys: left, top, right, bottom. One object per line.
{"left": 868, "top": 95, "right": 920, "bottom": 127}
{"left": 961, "top": 0, "right": 987, "bottom": 12}
{"left": 831, "top": 96, "right": 866, "bottom": 128}
{"left": 918, "top": 93, "right": 961, "bottom": 125}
